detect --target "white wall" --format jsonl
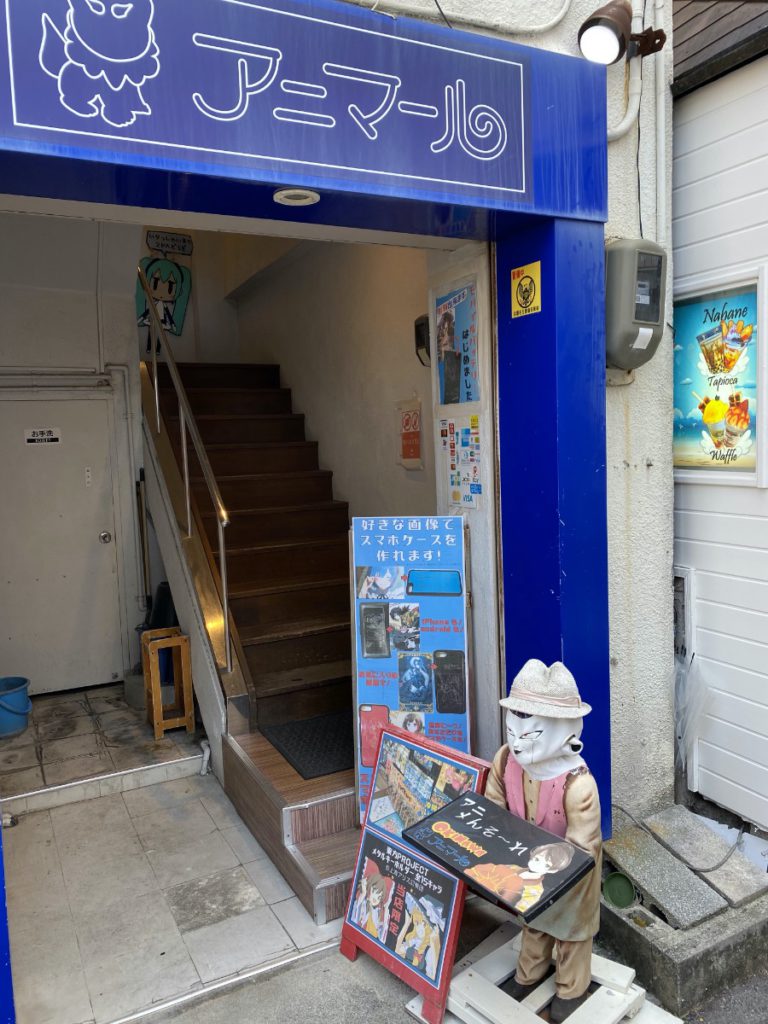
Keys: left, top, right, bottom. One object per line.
{"left": 235, "top": 241, "right": 436, "bottom": 515}
{"left": 135, "top": 229, "right": 300, "bottom": 364}
{"left": 0, "top": 216, "right": 100, "bottom": 370}
{"left": 0, "top": 212, "right": 146, "bottom": 674}
{"left": 673, "top": 56, "right": 768, "bottom": 829}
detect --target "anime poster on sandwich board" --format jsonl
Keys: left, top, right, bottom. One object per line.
{"left": 673, "top": 287, "right": 758, "bottom": 472}
{"left": 340, "top": 727, "right": 488, "bottom": 1024}
{"left": 351, "top": 516, "right": 471, "bottom": 822}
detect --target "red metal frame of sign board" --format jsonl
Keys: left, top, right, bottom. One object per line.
{"left": 340, "top": 725, "right": 489, "bottom": 1024}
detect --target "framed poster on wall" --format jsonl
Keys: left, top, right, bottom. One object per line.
{"left": 674, "top": 277, "right": 764, "bottom": 482}
{"left": 340, "top": 727, "right": 488, "bottom": 1024}
{"left": 434, "top": 281, "right": 480, "bottom": 405}
{"left": 351, "top": 516, "right": 471, "bottom": 821}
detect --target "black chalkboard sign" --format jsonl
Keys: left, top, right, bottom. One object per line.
{"left": 403, "top": 793, "right": 594, "bottom": 924}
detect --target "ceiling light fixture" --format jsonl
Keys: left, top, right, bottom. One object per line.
{"left": 578, "top": 0, "right": 666, "bottom": 65}
{"left": 273, "top": 187, "right": 321, "bottom": 207}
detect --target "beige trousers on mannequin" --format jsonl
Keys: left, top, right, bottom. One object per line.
{"left": 515, "top": 927, "right": 592, "bottom": 999}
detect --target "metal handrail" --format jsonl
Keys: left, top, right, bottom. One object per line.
{"left": 138, "top": 265, "right": 232, "bottom": 674}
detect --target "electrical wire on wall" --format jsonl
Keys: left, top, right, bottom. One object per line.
{"left": 637, "top": 0, "right": 649, "bottom": 238}
{"left": 367, "top": 0, "right": 574, "bottom": 35}
{"left": 432, "top": 0, "right": 453, "bottom": 28}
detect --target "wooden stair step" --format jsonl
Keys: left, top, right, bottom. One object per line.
{"left": 202, "top": 498, "right": 345, "bottom": 519}
{"left": 229, "top": 577, "right": 347, "bottom": 599}
{"left": 290, "top": 828, "right": 360, "bottom": 923}
{"left": 226, "top": 536, "right": 346, "bottom": 555}
{"left": 160, "top": 386, "right": 292, "bottom": 415}
{"left": 160, "top": 362, "right": 281, "bottom": 389}
{"left": 244, "top": 624, "right": 350, "bottom": 676}
{"left": 224, "top": 732, "right": 355, "bottom": 839}
{"left": 252, "top": 659, "right": 352, "bottom": 698}
{"left": 223, "top": 733, "right": 357, "bottom": 923}
{"left": 239, "top": 617, "right": 350, "bottom": 646}
{"left": 168, "top": 412, "right": 305, "bottom": 444}
{"left": 193, "top": 470, "right": 333, "bottom": 511}
{"left": 192, "top": 442, "right": 320, "bottom": 476}
{"left": 207, "top": 501, "right": 348, "bottom": 546}
{"left": 221, "top": 536, "right": 348, "bottom": 587}
{"left": 231, "top": 579, "right": 349, "bottom": 633}
{"left": 295, "top": 828, "right": 360, "bottom": 886}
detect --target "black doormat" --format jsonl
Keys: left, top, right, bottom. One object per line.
{"left": 260, "top": 708, "right": 355, "bottom": 780}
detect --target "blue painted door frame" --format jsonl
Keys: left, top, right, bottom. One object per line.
{"left": 0, "top": 826, "right": 13, "bottom": 1024}
{"left": 496, "top": 219, "right": 611, "bottom": 835}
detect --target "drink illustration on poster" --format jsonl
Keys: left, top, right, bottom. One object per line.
{"left": 674, "top": 287, "right": 758, "bottom": 471}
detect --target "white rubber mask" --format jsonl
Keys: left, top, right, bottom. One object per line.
{"left": 505, "top": 709, "right": 585, "bottom": 781}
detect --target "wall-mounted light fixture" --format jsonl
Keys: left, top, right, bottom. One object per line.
{"left": 578, "top": 0, "right": 666, "bottom": 64}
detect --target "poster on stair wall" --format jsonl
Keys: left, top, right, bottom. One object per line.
{"left": 435, "top": 282, "right": 480, "bottom": 405}
{"left": 351, "top": 515, "right": 471, "bottom": 822}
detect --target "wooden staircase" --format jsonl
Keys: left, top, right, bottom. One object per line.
{"left": 156, "top": 362, "right": 359, "bottom": 924}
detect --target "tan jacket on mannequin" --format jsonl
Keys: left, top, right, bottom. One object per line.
{"left": 485, "top": 745, "right": 602, "bottom": 942}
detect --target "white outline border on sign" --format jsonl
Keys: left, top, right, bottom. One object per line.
{"left": 5, "top": 0, "right": 527, "bottom": 197}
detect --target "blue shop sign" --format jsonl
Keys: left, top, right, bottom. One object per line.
{"left": 0, "top": 0, "right": 606, "bottom": 219}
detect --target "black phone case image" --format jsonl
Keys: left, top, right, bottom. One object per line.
{"left": 434, "top": 650, "right": 467, "bottom": 715}
{"left": 360, "top": 603, "right": 391, "bottom": 659}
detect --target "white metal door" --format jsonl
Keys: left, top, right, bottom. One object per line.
{"left": 0, "top": 396, "right": 124, "bottom": 693}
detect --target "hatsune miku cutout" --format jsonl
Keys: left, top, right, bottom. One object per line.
{"left": 39, "top": 0, "right": 160, "bottom": 128}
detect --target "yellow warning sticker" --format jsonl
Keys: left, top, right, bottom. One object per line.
{"left": 511, "top": 261, "right": 541, "bottom": 318}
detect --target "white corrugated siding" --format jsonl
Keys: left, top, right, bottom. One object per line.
{"left": 673, "top": 56, "right": 768, "bottom": 829}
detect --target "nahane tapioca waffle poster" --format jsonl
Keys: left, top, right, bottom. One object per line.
{"left": 674, "top": 287, "right": 758, "bottom": 471}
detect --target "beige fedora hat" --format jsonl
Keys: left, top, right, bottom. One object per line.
{"left": 499, "top": 659, "right": 591, "bottom": 718}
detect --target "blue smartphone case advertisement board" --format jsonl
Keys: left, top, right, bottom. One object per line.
{"left": 673, "top": 287, "right": 758, "bottom": 472}
{"left": 352, "top": 516, "right": 471, "bottom": 820}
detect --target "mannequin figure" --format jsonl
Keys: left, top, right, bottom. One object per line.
{"left": 485, "top": 659, "right": 602, "bottom": 1023}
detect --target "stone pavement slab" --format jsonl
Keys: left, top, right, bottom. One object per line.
{"left": 164, "top": 865, "right": 265, "bottom": 933}
{"left": 605, "top": 815, "right": 727, "bottom": 929}
{"left": 644, "top": 806, "right": 768, "bottom": 908}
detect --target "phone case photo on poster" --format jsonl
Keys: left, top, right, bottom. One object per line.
{"left": 360, "top": 602, "right": 391, "bottom": 659}
{"left": 359, "top": 704, "right": 390, "bottom": 769}
{"left": 405, "top": 569, "right": 463, "bottom": 597}
{"left": 398, "top": 652, "right": 434, "bottom": 712}
{"left": 434, "top": 650, "right": 466, "bottom": 715}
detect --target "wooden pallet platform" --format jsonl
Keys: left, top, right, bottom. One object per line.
{"left": 405, "top": 924, "right": 682, "bottom": 1024}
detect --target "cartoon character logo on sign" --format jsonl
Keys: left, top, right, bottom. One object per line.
{"left": 39, "top": 0, "right": 160, "bottom": 128}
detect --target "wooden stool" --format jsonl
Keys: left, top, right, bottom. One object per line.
{"left": 141, "top": 627, "right": 195, "bottom": 740}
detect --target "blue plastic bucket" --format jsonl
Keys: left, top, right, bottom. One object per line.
{"left": 0, "top": 677, "right": 33, "bottom": 739}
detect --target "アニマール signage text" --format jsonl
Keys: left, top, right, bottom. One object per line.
{"left": 3, "top": 0, "right": 528, "bottom": 204}
{"left": 0, "top": 0, "right": 609, "bottom": 220}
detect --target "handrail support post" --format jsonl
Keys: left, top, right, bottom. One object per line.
{"left": 138, "top": 263, "right": 233, "bottom": 676}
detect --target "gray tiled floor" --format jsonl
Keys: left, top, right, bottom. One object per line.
{"left": 4, "top": 773, "right": 342, "bottom": 1024}
{"left": 0, "top": 685, "right": 201, "bottom": 798}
